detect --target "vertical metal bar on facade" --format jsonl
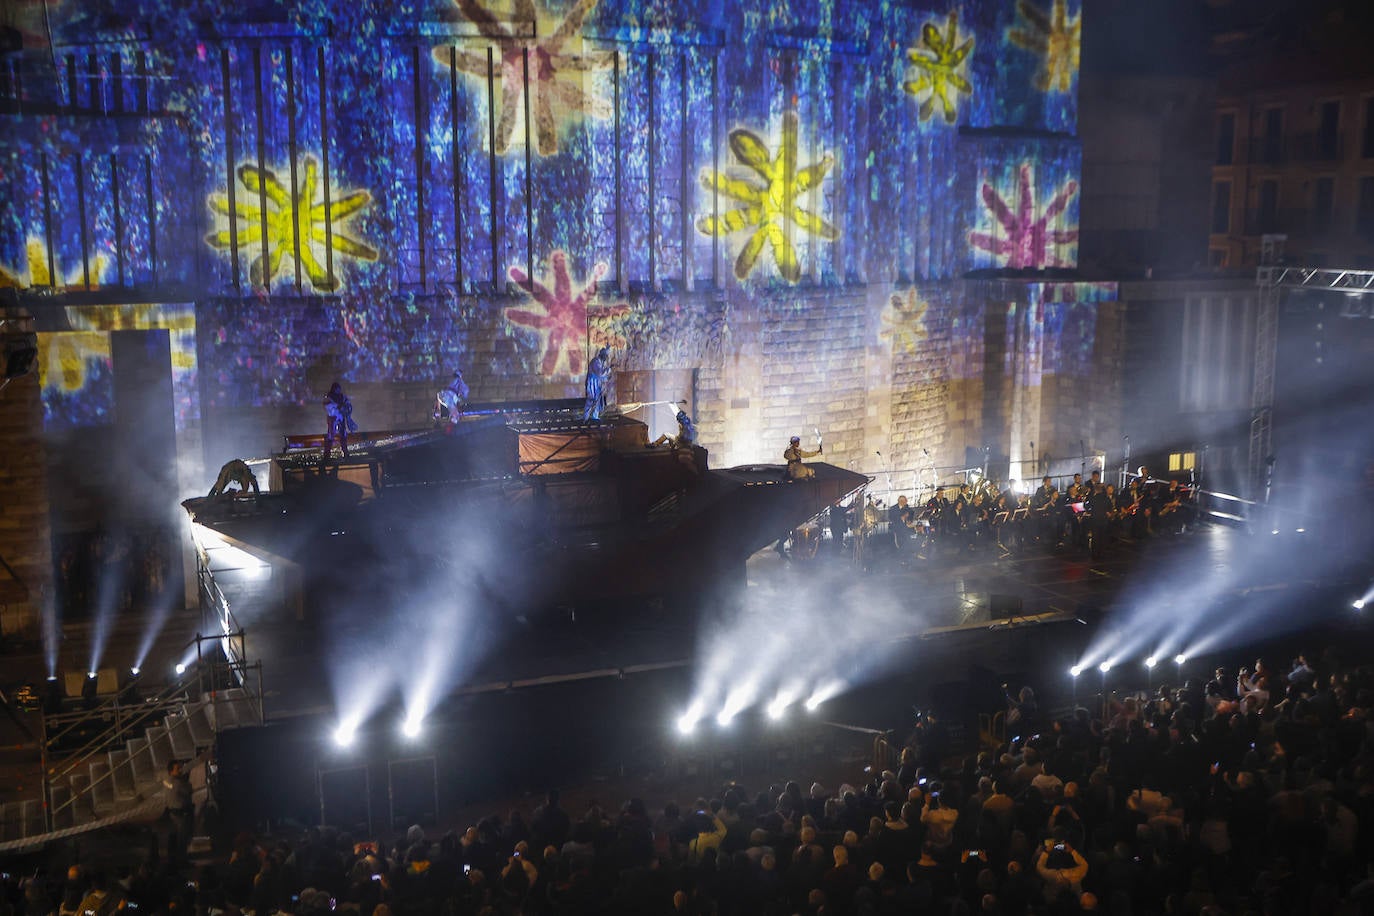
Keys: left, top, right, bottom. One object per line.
{"left": 286, "top": 46, "right": 302, "bottom": 292}
{"left": 75, "top": 155, "right": 90, "bottom": 287}
{"left": 252, "top": 45, "right": 270, "bottom": 290}
{"left": 110, "top": 154, "right": 125, "bottom": 286}
{"left": 221, "top": 47, "right": 240, "bottom": 291}
{"left": 613, "top": 50, "right": 622, "bottom": 289}
{"left": 831, "top": 58, "right": 844, "bottom": 281}
{"left": 487, "top": 47, "right": 499, "bottom": 286}
{"left": 710, "top": 52, "right": 719, "bottom": 286}
{"left": 679, "top": 53, "right": 690, "bottom": 290}
{"left": 522, "top": 46, "right": 533, "bottom": 280}
{"left": 144, "top": 155, "right": 158, "bottom": 286}
{"left": 111, "top": 52, "right": 124, "bottom": 114}
{"left": 137, "top": 51, "right": 150, "bottom": 114}
{"left": 87, "top": 53, "right": 99, "bottom": 114}
{"left": 449, "top": 48, "right": 464, "bottom": 290}
{"left": 647, "top": 49, "right": 656, "bottom": 287}
{"left": 64, "top": 55, "right": 78, "bottom": 111}
{"left": 413, "top": 45, "right": 428, "bottom": 287}
{"left": 39, "top": 154, "right": 55, "bottom": 286}
{"left": 317, "top": 47, "right": 334, "bottom": 288}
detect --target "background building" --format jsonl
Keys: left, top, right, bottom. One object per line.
{"left": 0, "top": 0, "right": 1125, "bottom": 642}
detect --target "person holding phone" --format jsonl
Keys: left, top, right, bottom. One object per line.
{"left": 1035, "top": 837, "right": 1088, "bottom": 905}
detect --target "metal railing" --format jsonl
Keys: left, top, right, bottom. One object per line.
{"left": 39, "top": 632, "right": 264, "bottom": 832}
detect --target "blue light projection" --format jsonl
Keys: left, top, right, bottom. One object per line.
{"left": 0, "top": 0, "right": 1092, "bottom": 425}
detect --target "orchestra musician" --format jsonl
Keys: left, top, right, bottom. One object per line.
{"left": 1030, "top": 475, "right": 1059, "bottom": 542}
{"left": 1123, "top": 477, "right": 1152, "bottom": 538}
{"left": 890, "top": 495, "right": 916, "bottom": 558}
{"left": 1156, "top": 479, "right": 1194, "bottom": 533}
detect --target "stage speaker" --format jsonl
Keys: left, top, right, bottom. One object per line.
{"left": 989, "top": 594, "right": 1023, "bottom": 620}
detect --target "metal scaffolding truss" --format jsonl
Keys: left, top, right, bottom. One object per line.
{"left": 1249, "top": 236, "right": 1283, "bottom": 501}
{"left": 1258, "top": 266, "right": 1374, "bottom": 294}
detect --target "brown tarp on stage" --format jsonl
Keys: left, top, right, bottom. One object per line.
{"left": 516, "top": 421, "right": 649, "bottom": 476}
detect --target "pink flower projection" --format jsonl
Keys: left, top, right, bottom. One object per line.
{"left": 505, "top": 251, "right": 629, "bottom": 377}
{"left": 968, "top": 162, "right": 1078, "bottom": 270}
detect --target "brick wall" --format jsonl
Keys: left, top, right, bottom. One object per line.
{"left": 0, "top": 366, "right": 53, "bottom": 639}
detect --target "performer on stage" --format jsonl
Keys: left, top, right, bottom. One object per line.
{"left": 434, "top": 369, "right": 470, "bottom": 425}
{"left": 583, "top": 347, "right": 612, "bottom": 421}
{"left": 652, "top": 408, "right": 697, "bottom": 449}
{"left": 323, "top": 381, "right": 357, "bottom": 462}
{"left": 208, "top": 458, "right": 259, "bottom": 498}
{"left": 784, "top": 435, "right": 822, "bottom": 480}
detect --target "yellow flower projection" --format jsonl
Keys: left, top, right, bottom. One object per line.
{"left": 38, "top": 305, "right": 199, "bottom": 398}
{"left": 39, "top": 331, "right": 111, "bottom": 395}
{"left": 0, "top": 238, "right": 108, "bottom": 290}
{"left": 1007, "top": 0, "right": 1081, "bottom": 94}
{"left": 205, "top": 155, "right": 378, "bottom": 291}
{"left": 879, "top": 288, "right": 930, "bottom": 355}
{"left": 903, "top": 10, "right": 975, "bottom": 124}
{"left": 696, "top": 111, "right": 839, "bottom": 283}
{"left": 436, "top": 0, "right": 613, "bottom": 156}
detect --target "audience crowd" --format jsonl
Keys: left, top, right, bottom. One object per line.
{"left": 3, "top": 644, "right": 1373, "bottom": 916}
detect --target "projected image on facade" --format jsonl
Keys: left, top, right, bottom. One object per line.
{"left": 1007, "top": 0, "right": 1081, "bottom": 94}
{"left": 0, "top": 0, "right": 1100, "bottom": 475}
{"left": 903, "top": 10, "right": 976, "bottom": 125}
{"left": 969, "top": 161, "right": 1080, "bottom": 270}
{"left": 437, "top": 0, "right": 613, "bottom": 157}
{"left": 205, "top": 156, "right": 379, "bottom": 292}
{"left": 506, "top": 251, "right": 629, "bottom": 377}
{"left": 696, "top": 111, "right": 839, "bottom": 284}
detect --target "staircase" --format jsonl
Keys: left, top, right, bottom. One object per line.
{"left": 0, "top": 676, "right": 261, "bottom": 851}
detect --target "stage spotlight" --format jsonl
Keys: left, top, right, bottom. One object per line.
{"left": 1174, "top": 654, "right": 1187, "bottom": 665}
{"left": 87, "top": 671, "right": 97, "bottom": 679}
{"left": 175, "top": 662, "right": 187, "bottom": 675}
{"left": 715, "top": 707, "right": 737, "bottom": 727}
{"left": 130, "top": 666, "right": 141, "bottom": 677}
{"left": 1069, "top": 665, "right": 1083, "bottom": 678}
{"left": 676, "top": 702, "right": 704, "bottom": 736}
{"left": 1354, "top": 599, "right": 1366, "bottom": 610}
{"left": 333, "top": 724, "right": 356, "bottom": 748}
{"left": 1144, "top": 656, "right": 1157, "bottom": 668}
{"left": 401, "top": 716, "right": 422, "bottom": 739}
{"left": 1097, "top": 661, "right": 1111, "bottom": 673}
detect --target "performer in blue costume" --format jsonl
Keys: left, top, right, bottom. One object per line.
{"left": 323, "top": 381, "right": 358, "bottom": 462}
{"left": 583, "top": 348, "right": 611, "bottom": 421}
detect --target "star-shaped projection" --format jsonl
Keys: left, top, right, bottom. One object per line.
{"left": 903, "top": 10, "right": 974, "bottom": 124}
{"left": 969, "top": 162, "right": 1078, "bottom": 270}
{"left": 879, "top": 288, "right": 930, "bottom": 355}
{"left": 505, "top": 251, "right": 629, "bottom": 377}
{"left": 696, "top": 111, "right": 839, "bottom": 283}
{"left": 1007, "top": 0, "right": 1081, "bottom": 94}
{"left": 437, "top": 0, "right": 612, "bottom": 156}
{"left": 205, "top": 155, "right": 378, "bottom": 291}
